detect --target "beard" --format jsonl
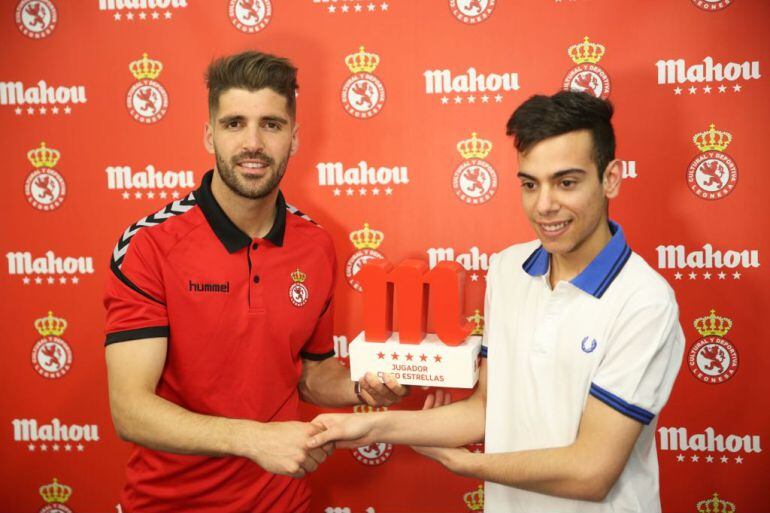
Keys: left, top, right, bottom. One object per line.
{"left": 215, "top": 147, "right": 289, "bottom": 200}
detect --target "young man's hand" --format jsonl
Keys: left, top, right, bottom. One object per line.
{"left": 308, "top": 412, "right": 379, "bottom": 449}
{"left": 239, "top": 421, "right": 334, "bottom": 478}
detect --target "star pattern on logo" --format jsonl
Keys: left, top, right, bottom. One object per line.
{"left": 25, "top": 275, "right": 81, "bottom": 285}
{"left": 24, "top": 442, "right": 89, "bottom": 451}
{"left": 327, "top": 2, "right": 389, "bottom": 13}
{"left": 675, "top": 270, "right": 742, "bottom": 281}
{"left": 419, "top": 354, "right": 428, "bottom": 362}
{"left": 674, "top": 453, "right": 747, "bottom": 465}
{"left": 114, "top": 10, "right": 174, "bottom": 21}
{"left": 440, "top": 93, "right": 504, "bottom": 106}
{"left": 329, "top": 186, "right": 397, "bottom": 197}
{"left": 15, "top": 105, "right": 71, "bottom": 115}
{"left": 672, "top": 83, "right": 743, "bottom": 95}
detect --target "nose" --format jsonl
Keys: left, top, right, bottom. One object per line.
{"left": 535, "top": 185, "right": 559, "bottom": 217}
{"left": 242, "top": 125, "right": 265, "bottom": 153}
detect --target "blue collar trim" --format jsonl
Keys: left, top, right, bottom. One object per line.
{"left": 522, "top": 221, "right": 631, "bottom": 298}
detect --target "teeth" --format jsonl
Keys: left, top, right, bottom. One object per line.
{"left": 541, "top": 221, "right": 569, "bottom": 232}
{"left": 239, "top": 162, "right": 266, "bottom": 169}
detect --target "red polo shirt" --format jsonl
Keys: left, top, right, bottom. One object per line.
{"left": 104, "top": 170, "right": 336, "bottom": 513}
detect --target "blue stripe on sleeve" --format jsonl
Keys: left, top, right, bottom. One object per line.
{"left": 589, "top": 383, "right": 654, "bottom": 425}
{"left": 480, "top": 345, "right": 488, "bottom": 358}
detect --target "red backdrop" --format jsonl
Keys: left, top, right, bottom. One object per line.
{"left": 2, "top": 1, "right": 769, "bottom": 512}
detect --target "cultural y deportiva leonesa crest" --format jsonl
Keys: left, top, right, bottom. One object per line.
{"left": 341, "top": 46, "right": 386, "bottom": 119}
{"left": 25, "top": 142, "right": 66, "bottom": 211}
{"left": 229, "top": 0, "right": 272, "bottom": 33}
{"left": 452, "top": 133, "right": 497, "bottom": 205}
{"left": 126, "top": 53, "right": 169, "bottom": 124}
{"left": 687, "top": 123, "right": 738, "bottom": 200}
{"left": 15, "top": 0, "right": 57, "bottom": 39}
{"left": 563, "top": 36, "right": 611, "bottom": 100}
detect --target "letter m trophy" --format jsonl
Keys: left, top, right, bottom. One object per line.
{"left": 349, "top": 259, "right": 482, "bottom": 388}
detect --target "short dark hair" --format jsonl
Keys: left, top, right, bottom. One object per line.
{"left": 205, "top": 51, "right": 298, "bottom": 118}
{"left": 505, "top": 91, "right": 615, "bottom": 179}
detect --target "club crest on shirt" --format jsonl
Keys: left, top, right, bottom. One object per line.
{"left": 563, "top": 36, "right": 611, "bottom": 100}
{"left": 38, "top": 478, "right": 73, "bottom": 513}
{"left": 31, "top": 311, "right": 72, "bottom": 379}
{"left": 452, "top": 133, "right": 498, "bottom": 205}
{"left": 341, "top": 47, "right": 386, "bottom": 119}
{"left": 346, "top": 223, "right": 385, "bottom": 292}
{"left": 580, "top": 336, "right": 598, "bottom": 353}
{"left": 688, "top": 309, "right": 738, "bottom": 384}
{"left": 25, "top": 142, "right": 66, "bottom": 211}
{"left": 289, "top": 268, "right": 309, "bottom": 307}
{"left": 126, "top": 53, "right": 169, "bottom": 124}
{"left": 350, "top": 405, "right": 392, "bottom": 465}
{"left": 228, "top": 0, "right": 272, "bottom": 33}
{"left": 687, "top": 123, "right": 738, "bottom": 200}
{"left": 16, "top": 0, "right": 57, "bottom": 39}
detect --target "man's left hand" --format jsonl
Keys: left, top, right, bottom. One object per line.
{"left": 356, "top": 372, "right": 409, "bottom": 407}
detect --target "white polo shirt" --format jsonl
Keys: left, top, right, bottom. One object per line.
{"left": 481, "top": 222, "right": 684, "bottom": 513}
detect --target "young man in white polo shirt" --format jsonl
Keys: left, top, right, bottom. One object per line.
{"left": 309, "top": 91, "right": 684, "bottom": 513}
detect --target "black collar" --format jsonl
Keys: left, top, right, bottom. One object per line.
{"left": 194, "top": 170, "right": 286, "bottom": 253}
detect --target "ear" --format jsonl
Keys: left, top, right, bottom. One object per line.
{"left": 203, "top": 121, "right": 214, "bottom": 155}
{"left": 290, "top": 123, "right": 299, "bottom": 156}
{"left": 602, "top": 159, "right": 621, "bottom": 199}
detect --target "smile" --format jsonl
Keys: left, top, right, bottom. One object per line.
{"left": 237, "top": 161, "right": 269, "bottom": 169}
{"left": 538, "top": 220, "right": 572, "bottom": 234}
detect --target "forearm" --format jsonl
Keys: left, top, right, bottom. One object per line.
{"left": 110, "top": 390, "right": 251, "bottom": 457}
{"left": 373, "top": 394, "right": 485, "bottom": 447}
{"left": 299, "top": 358, "right": 358, "bottom": 407}
{"left": 448, "top": 446, "right": 610, "bottom": 502}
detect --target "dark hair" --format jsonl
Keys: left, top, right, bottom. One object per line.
{"left": 505, "top": 91, "right": 615, "bottom": 179}
{"left": 205, "top": 51, "right": 298, "bottom": 118}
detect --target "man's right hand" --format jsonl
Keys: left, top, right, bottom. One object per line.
{"left": 308, "top": 412, "right": 379, "bottom": 449}
{"left": 239, "top": 421, "right": 333, "bottom": 478}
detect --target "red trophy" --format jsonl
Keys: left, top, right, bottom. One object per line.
{"left": 349, "top": 259, "right": 482, "bottom": 388}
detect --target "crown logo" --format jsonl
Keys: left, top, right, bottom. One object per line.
{"left": 693, "top": 309, "right": 732, "bottom": 337}
{"left": 696, "top": 493, "right": 736, "bottom": 513}
{"left": 350, "top": 223, "right": 384, "bottom": 250}
{"left": 291, "top": 268, "right": 307, "bottom": 283}
{"left": 39, "top": 478, "right": 72, "bottom": 504}
{"left": 567, "top": 36, "right": 606, "bottom": 64}
{"left": 345, "top": 46, "right": 380, "bottom": 73}
{"left": 129, "top": 53, "right": 163, "bottom": 80}
{"left": 457, "top": 133, "right": 492, "bottom": 159}
{"left": 27, "top": 142, "right": 60, "bottom": 169}
{"left": 693, "top": 123, "right": 732, "bottom": 152}
{"left": 467, "top": 309, "right": 484, "bottom": 336}
{"left": 35, "top": 311, "right": 67, "bottom": 337}
{"left": 353, "top": 404, "right": 388, "bottom": 414}
{"left": 463, "top": 484, "right": 484, "bottom": 511}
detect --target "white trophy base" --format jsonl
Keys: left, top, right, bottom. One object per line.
{"left": 349, "top": 332, "right": 482, "bottom": 388}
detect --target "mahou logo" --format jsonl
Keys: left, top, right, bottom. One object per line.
{"left": 31, "top": 311, "right": 73, "bottom": 379}
{"left": 452, "top": 133, "right": 497, "bottom": 205}
{"left": 448, "top": 0, "right": 495, "bottom": 24}
{"left": 126, "top": 53, "right": 168, "bottom": 124}
{"left": 313, "top": 0, "right": 390, "bottom": 14}
{"left": 687, "top": 124, "right": 738, "bottom": 200}
{"left": 563, "top": 36, "right": 611, "bottom": 99}
{"left": 691, "top": 0, "right": 732, "bottom": 11}
{"left": 106, "top": 165, "right": 195, "bottom": 200}
{"left": 658, "top": 425, "right": 761, "bottom": 465}
{"left": 688, "top": 309, "right": 738, "bottom": 384}
{"left": 229, "top": 0, "right": 272, "bottom": 33}
{"left": 15, "top": 0, "right": 57, "bottom": 39}
{"left": 656, "top": 56, "right": 760, "bottom": 95}
{"left": 14, "top": 418, "right": 100, "bottom": 453}
{"left": 2, "top": 80, "right": 87, "bottom": 116}
{"left": 341, "top": 47, "right": 386, "bottom": 119}
{"left": 350, "top": 405, "right": 392, "bottom": 465}
{"left": 38, "top": 478, "right": 73, "bottom": 513}
{"left": 316, "top": 160, "right": 408, "bottom": 197}
{"left": 696, "top": 493, "right": 736, "bottom": 513}
{"left": 25, "top": 142, "right": 66, "bottom": 211}
{"left": 7, "top": 250, "right": 95, "bottom": 285}
{"left": 424, "top": 67, "right": 519, "bottom": 106}
{"left": 656, "top": 243, "right": 759, "bottom": 281}
{"left": 99, "top": 0, "right": 188, "bottom": 21}
{"left": 345, "top": 223, "right": 385, "bottom": 292}
{"left": 427, "top": 246, "right": 490, "bottom": 282}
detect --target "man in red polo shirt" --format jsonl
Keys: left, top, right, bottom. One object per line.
{"left": 104, "top": 51, "right": 407, "bottom": 513}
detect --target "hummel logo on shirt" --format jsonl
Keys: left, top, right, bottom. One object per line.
{"left": 188, "top": 280, "right": 230, "bottom": 293}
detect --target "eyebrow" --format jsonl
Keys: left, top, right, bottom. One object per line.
{"left": 517, "top": 168, "right": 588, "bottom": 180}
{"left": 217, "top": 114, "right": 290, "bottom": 126}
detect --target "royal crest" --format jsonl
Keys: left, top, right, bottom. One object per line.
{"left": 688, "top": 309, "right": 738, "bottom": 384}
{"left": 696, "top": 492, "right": 736, "bottom": 513}
{"left": 341, "top": 47, "right": 386, "bottom": 119}
{"left": 563, "top": 36, "right": 611, "bottom": 99}
{"left": 452, "top": 133, "right": 498, "bottom": 205}
{"left": 289, "top": 268, "right": 309, "bottom": 307}
{"left": 16, "top": 0, "right": 57, "bottom": 39}
{"left": 345, "top": 223, "right": 385, "bottom": 292}
{"left": 464, "top": 484, "right": 484, "bottom": 511}
{"left": 31, "top": 311, "right": 72, "bottom": 379}
{"left": 229, "top": 0, "right": 272, "bottom": 33}
{"left": 126, "top": 53, "right": 169, "bottom": 124}
{"left": 687, "top": 124, "right": 738, "bottom": 200}
{"left": 38, "top": 478, "right": 73, "bottom": 513}
{"left": 449, "top": 0, "right": 495, "bottom": 24}
{"left": 25, "top": 142, "right": 66, "bottom": 211}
